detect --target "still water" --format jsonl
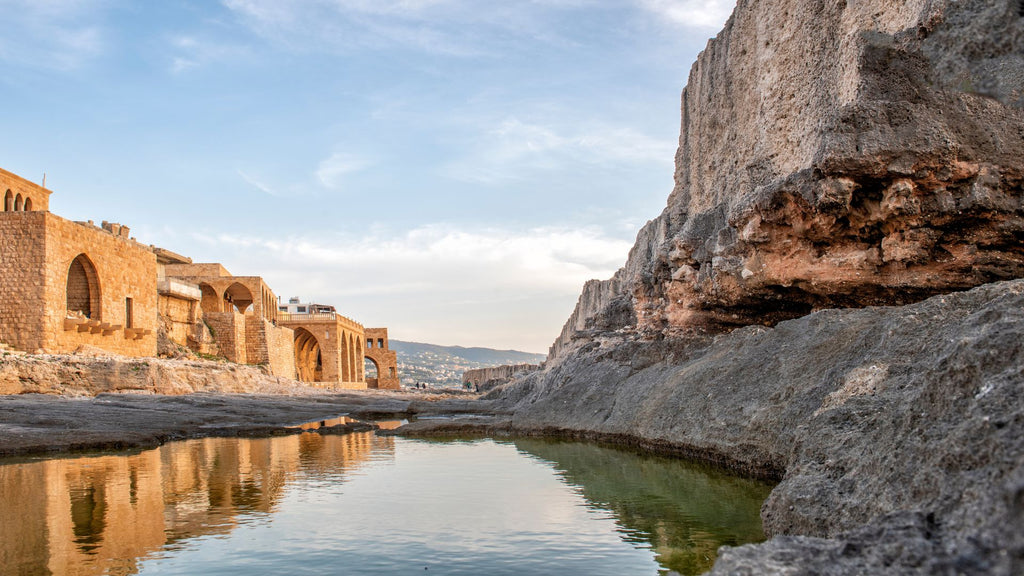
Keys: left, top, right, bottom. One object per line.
{"left": 0, "top": 429, "right": 772, "bottom": 576}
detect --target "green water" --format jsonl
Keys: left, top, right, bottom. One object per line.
{"left": 0, "top": 431, "right": 772, "bottom": 575}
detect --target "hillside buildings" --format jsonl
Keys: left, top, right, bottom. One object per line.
{"left": 0, "top": 167, "right": 398, "bottom": 390}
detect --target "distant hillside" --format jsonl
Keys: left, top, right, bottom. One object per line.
{"left": 388, "top": 340, "right": 546, "bottom": 388}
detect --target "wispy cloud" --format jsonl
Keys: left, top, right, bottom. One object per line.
{"left": 637, "top": 0, "right": 735, "bottom": 29}
{"left": 316, "top": 152, "right": 370, "bottom": 190}
{"left": 220, "top": 0, "right": 594, "bottom": 56}
{"left": 236, "top": 169, "right": 283, "bottom": 197}
{"left": 169, "top": 35, "right": 249, "bottom": 73}
{"left": 444, "top": 117, "right": 675, "bottom": 184}
{"left": 0, "top": 0, "right": 105, "bottom": 69}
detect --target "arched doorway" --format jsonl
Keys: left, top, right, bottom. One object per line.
{"left": 66, "top": 254, "right": 101, "bottom": 319}
{"left": 199, "top": 283, "right": 221, "bottom": 313}
{"left": 224, "top": 282, "right": 254, "bottom": 314}
{"left": 294, "top": 328, "right": 322, "bottom": 383}
{"left": 3, "top": 190, "right": 11, "bottom": 211}
{"left": 364, "top": 356, "right": 380, "bottom": 388}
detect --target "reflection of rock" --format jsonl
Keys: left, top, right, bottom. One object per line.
{"left": 514, "top": 439, "right": 771, "bottom": 575}
{"left": 0, "top": 432, "right": 390, "bottom": 575}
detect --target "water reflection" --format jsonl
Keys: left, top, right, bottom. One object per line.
{"left": 0, "top": 432, "right": 389, "bottom": 576}
{"left": 514, "top": 439, "right": 773, "bottom": 575}
{"left": 0, "top": 434, "right": 770, "bottom": 576}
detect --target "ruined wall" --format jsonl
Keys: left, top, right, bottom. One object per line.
{"left": 364, "top": 328, "right": 399, "bottom": 390}
{"left": 552, "top": 0, "right": 1024, "bottom": 357}
{"left": 158, "top": 294, "right": 198, "bottom": 350}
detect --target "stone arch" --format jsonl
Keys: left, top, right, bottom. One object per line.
{"left": 364, "top": 355, "right": 379, "bottom": 379}
{"left": 23, "top": 197, "right": 32, "bottom": 211}
{"left": 294, "top": 328, "right": 322, "bottom": 383}
{"left": 199, "top": 283, "right": 221, "bottom": 313}
{"left": 3, "top": 190, "right": 12, "bottom": 211}
{"left": 224, "top": 282, "right": 253, "bottom": 314}
{"left": 348, "top": 333, "right": 357, "bottom": 382}
{"left": 13, "top": 194, "right": 22, "bottom": 211}
{"left": 66, "top": 254, "right": 101, "bottom": 319}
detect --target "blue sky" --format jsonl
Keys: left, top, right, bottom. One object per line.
{"left": 0, "top": 0, "right": 734, "bottom": 352}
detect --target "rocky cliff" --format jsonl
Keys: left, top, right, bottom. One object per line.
{"left": 496, "top": 0, "right": 1024, "bottom": 573}
{"left": 551, "top": 0, "right": 1024, "bottom": 358}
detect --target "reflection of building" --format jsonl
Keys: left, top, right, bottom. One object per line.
{"left": 0, "top": 166, "right": 398, "bottom": 388}
{"left": 0, "top": 432, "right": 390, "bottom": 575}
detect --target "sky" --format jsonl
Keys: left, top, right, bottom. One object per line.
{"left": 0, "top": 0, "right": 735, "bottom": 353}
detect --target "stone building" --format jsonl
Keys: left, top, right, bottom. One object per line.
{"left": 276, "top": 301, "right": 368, "bottom": 389}
{"left": 364, "top": 328, "right": 399, "bottom": 390}
{"left": 163, "top": 263, "right": 295, "bottom": 379}
{"left": 0, "top": 166, "right": 398, "bottom": 388}
{"left": 0, "top": 168, "right": 157, "bottom": 356}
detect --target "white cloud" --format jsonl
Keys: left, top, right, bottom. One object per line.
{"left": 444, "top": 117, "right": 675, "bottom": 184}
{"left": 316, "top": 152, "right": 369, "bottom": 189}
{"left": 169, "top": 35, "right": 249, "bottom": 73}
{"left": 181, "top": 222, "right": 633, "bottom": 350}
{"left": 0, "top": 0, "right": 105, "bottom": 69}
{"left": 638, "top": 0, "right": 735, "bottom": 29}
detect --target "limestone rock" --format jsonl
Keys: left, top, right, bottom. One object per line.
{"left": 550, "top": 0, "right": 1024, "bottom": 359}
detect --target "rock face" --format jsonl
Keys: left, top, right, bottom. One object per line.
{"left": 496, "top": 280, "right": 1024, "bottom": 574}
{"left": 551, "top": 0, "right": 1024, "bottom": 359}
{"left": 462, "top": 363, "right": 540, "bottom": 392}
{"left": 499, "top": 0, "right": 1024, "bottom": 573}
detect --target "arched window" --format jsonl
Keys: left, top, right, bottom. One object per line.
{"left": 13, "top": 194, "right": 22, "bottom": 211}
{"left": 3, "top": 190, "right": 11, "bottom": 211}
{"left": 66, "top": 254, "right": 101, "bottom": 319}
{"left": 23, "top": 197, "right": 32, "bottom": 211}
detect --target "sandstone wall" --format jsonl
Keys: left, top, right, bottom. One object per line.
{"left": 365, "top": 327, "right": 399, "bottom": 390}
{"left": 244, "top": 315, "right": 296, "bottom": 379}
{"left": 0, "top": 167, "right": 51, "bottom": 212}
{"left": 0, "top": 213, "right": 157, "bottom": 356}
{"left": 158, "top": 293, "right": 198, "bottom": 351}
{"left": 204, "top": 312, "right": 246, "bottom": 363}
{"left": 0, "top": 213, "right": 48, "bottom": 352}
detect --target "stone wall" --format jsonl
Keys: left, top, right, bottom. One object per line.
{"left": 364, "top": 327, "right": 399, "bottom": 390}
{"left": 279, "top": 315, "right": 367, "bottom": 388}
{"left": 0, "top": 212, "right": 157, "bottom": 356}
{"left": 0, "top": 167, "right": 51, "bottom": 212}
{"left": 158, "top": 293, "right": 198, "bottom": 351}
{"left": 203, "top": 312, "right": 245, "bottom": 363}
{"left": 244, "top": 315, "right": 295, "bottom": 378}
{"left": 0, "top": 212, "right": 48, "bottom": 352}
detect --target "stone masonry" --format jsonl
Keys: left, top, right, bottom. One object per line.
{"left": 364, "top": 328, "right": 399, "bottom": 390}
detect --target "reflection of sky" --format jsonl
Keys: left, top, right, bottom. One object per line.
{"left": 137, "top": 439, "right": 658, "bottom": 576}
